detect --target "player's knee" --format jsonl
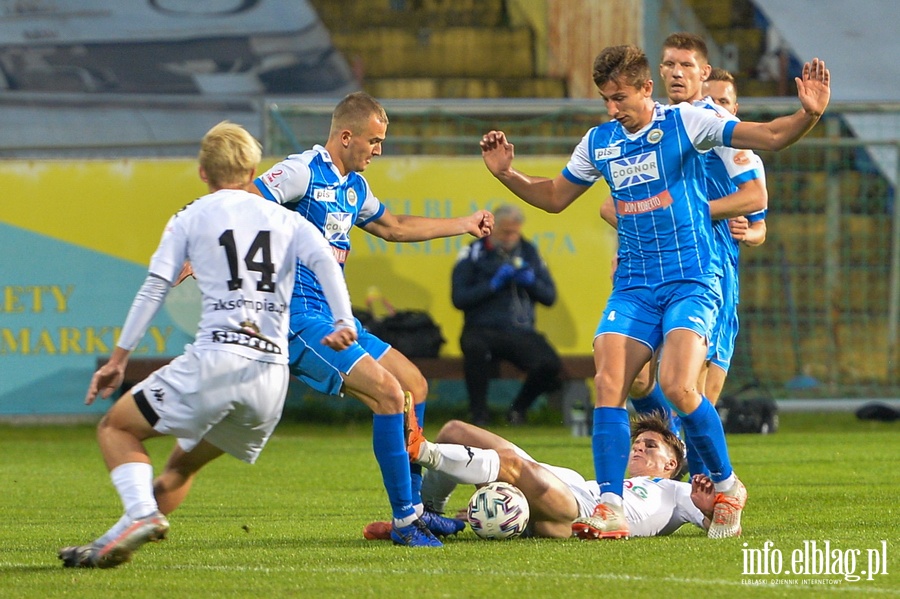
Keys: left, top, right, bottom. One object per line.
{"left": 435, "top": 419, "right": 469, "bottom": 443}
{"left": 658, "top": 380, "right": 693, "bottom": 407}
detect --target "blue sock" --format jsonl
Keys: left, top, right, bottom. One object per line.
{"left": 681, "top": 398, "right": 733, "bottom": 483}
{"left": 685, "top": 435, "right": 710, "bottom": 478}
{"left": 631, "top": 384, "right": 682, "bottom": 440}
{"left": 591, "top": 406, "right": 630, "bottom": 498}
{"left": 410, "top": 402, "right": 426, "bottom": 505}
{"left": 372, "top": 413, "right": 415, "bottom": 520}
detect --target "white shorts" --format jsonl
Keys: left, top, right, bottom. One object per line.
{"left": 131, "top": 345, "right": 289, "bottom": 464}
{"left": 510, "top": 445, "right": 601, "bottom": 519}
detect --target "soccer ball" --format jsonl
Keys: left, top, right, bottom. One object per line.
{"left": 466, "top": 481, "right": 530, "bottom": 540}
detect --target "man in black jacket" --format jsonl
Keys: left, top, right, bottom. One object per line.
{"left": 451, "top": 204, "right": 562, "bottom": 425}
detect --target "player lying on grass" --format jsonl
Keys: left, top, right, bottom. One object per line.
{"left": 364, "top": 412, "right": 716, "bottom": 540}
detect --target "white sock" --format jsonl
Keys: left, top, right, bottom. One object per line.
{"left": 110, "top": 462, "right": 158, "bottom": 519}
{"left": 714, "top": 473, "right": 737, "bottom": 493}
{"left": 422, "top": 443, "right": 500, "bottom": 484}
{"left": 599, "top": 492, "right": 623, "bottom": 507}
{"left": 420, "top": 470, "right": 460, "bottom": 515}
{"left": 393, "top": 513, "right": 418, "bottom": 528}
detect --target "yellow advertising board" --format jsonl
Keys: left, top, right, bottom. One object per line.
{"left": 0, "top": 156, "right": 614, "bottom": 414}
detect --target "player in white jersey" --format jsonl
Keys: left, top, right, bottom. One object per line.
{"left": 363, "top": 412, "right": 712, "bottom": 540}
{"left": 59, "top": 122, "right": 357, "bottom": 569}
{"left": 252, "top": 92, "right": 492, "bottom": 547}
{"left": 481, "top": 44, "right": 830, "bottom": 541}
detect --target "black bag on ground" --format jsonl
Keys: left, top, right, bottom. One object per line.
{"left": 716, "top": 382, "right": 779, "bottom": 434}
{"left": 369, "top": 310, "right": 445, "bottom": 358}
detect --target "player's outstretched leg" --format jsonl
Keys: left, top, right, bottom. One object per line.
{"left": 708, "top": 477, "right": 747, "bottom": 539}
{"left": 571, "top": 503, "right": 630, "bottom": 540}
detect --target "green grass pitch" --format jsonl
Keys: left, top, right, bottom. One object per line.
{"left": 0, "top": 412, "right": 896, "bottom": 598}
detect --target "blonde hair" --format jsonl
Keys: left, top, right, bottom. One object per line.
{"left": 198, "top": 121, "right": 262, "bottom": 189}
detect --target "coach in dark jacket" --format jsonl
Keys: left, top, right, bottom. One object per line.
{"left": 451, "top": 204, "right": 562, "bottom": 425}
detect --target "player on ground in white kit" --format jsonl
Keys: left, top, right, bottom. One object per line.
{"left": 59, "top": 121, "right": 357, "bottom": 569}
{"left": 481, "top": 45, "right": 829, "bottom": 540}
{"left": 364, "top": 412, "right": 714, "bottom": 539}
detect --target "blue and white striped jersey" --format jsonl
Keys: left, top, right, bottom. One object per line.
{"left": 563, "top": 102, "right": 738, "bottom": 287}
{"left": 253, "top": 145, "right": 385, "bottom": 315}
{"left": 698, "top": 98, "right": 767, "bottom": 271}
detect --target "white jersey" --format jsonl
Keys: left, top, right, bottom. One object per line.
{"left": 622, "top": 476, "right": 706, "bottom": 536}
{"left": 142, "top": 188, "right": 353, "bottom": 363}
{"left": 534, "top": 460, "right": 705, "bottom": 537}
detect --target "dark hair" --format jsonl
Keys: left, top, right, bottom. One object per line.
{"left": 592, "top": 45, "right": 651, "bottom": 91}
{"left": 662, "top": 32, "right": 709, "bottom": 63}
{"left": 631, "top": 411, "right": 686, "bottom": 479}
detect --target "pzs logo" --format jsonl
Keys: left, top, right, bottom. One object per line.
{"left": 609, "top": 152, "right": 660, "bottom": 189}
{"left": 594, "top": 147, "right": 622, "bottom": 160}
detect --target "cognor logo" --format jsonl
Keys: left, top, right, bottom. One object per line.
{"left": 324, "top": 212, "right": 352, "bottom": 242}
{"left": 609, "top": 152, "right": 660, "bottom": 189}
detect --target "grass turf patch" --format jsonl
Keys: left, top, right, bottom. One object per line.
{"left": 0, "top": 412, "right": 896, "bottom": 597}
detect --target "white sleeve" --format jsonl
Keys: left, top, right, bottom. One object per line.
{"left": 256, "top": 156, "right": 312, "bottom": 205}
{"left": 680, "top": 103, "right": 731, "bottom": 152}
{"left": 355, "top": 177, "right": 384, "bottom": 224}
{"left": 292, "top": 215, "right": 356, "bottom": 331}
{"left": 147, "top": 213, "right": 189, "bottom": 284}
{"left": 116, "top": 274, "right": 170, "bottom": 351}
{"left": 673, "top": 480, "right": 707, "bottom": 531}
{"left": 563, "top": 130, "right": 604, "bottom": 184}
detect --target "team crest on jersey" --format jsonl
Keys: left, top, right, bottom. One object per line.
{"left": 314, "top": 187, "right": 337, "bottom": 203}
{"left": 594, "top": 146, "right": 622, "bottom": 160}
{"left": 647, "top": 129, "right": 664, "bottom": 143}
{"left": 609, "top": 151, "right": 660, "bottom": 189}
{"left": 346, "top": 188, "right": 358, "bottom": 206}
{"left": 324, "top": 212, "right": 352, "bottom": 242}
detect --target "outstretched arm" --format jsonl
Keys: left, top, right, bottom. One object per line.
{"left": 361, "top": 209, "right": 494, "bottom": 242}
{"left": 481, "top": 130, "right": 588, "bottom": 213}
{"left": 730, "top": 58, "right": 830, "bottom": 151}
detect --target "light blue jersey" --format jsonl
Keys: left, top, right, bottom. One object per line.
{"left": 697, "top": 98, "right": 768, "bottom": 370}
{"left": 254, "top": 144, "right": 385, "bottom": 315}
{"left": 563, "top": 102, "right": 738, "bottom": 288}
{"left": 253, "top": 144, "right": 389, "bottom": 394}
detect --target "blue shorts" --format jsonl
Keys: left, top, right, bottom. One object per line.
{"left": 596, "top": 277, "right": 721, "bottom": 352}
{"left": 287, "top": 311, "right": 391, "bottom": 396}
{"left": 708, "top": 265, "right": 738, "bottom": 371}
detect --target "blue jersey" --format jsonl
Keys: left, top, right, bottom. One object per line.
{"left": 697, "top": 98, "right": 768, "bottom": 305}
{"left": 253, "top": 145, "right": 385, "bottom": 316}
{"left": 563, "top": 102, "right": 737, "bottom": 287}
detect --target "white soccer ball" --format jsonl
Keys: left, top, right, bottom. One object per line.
{"left": 466, "top": 481, "right": 530, "bottom": 540}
